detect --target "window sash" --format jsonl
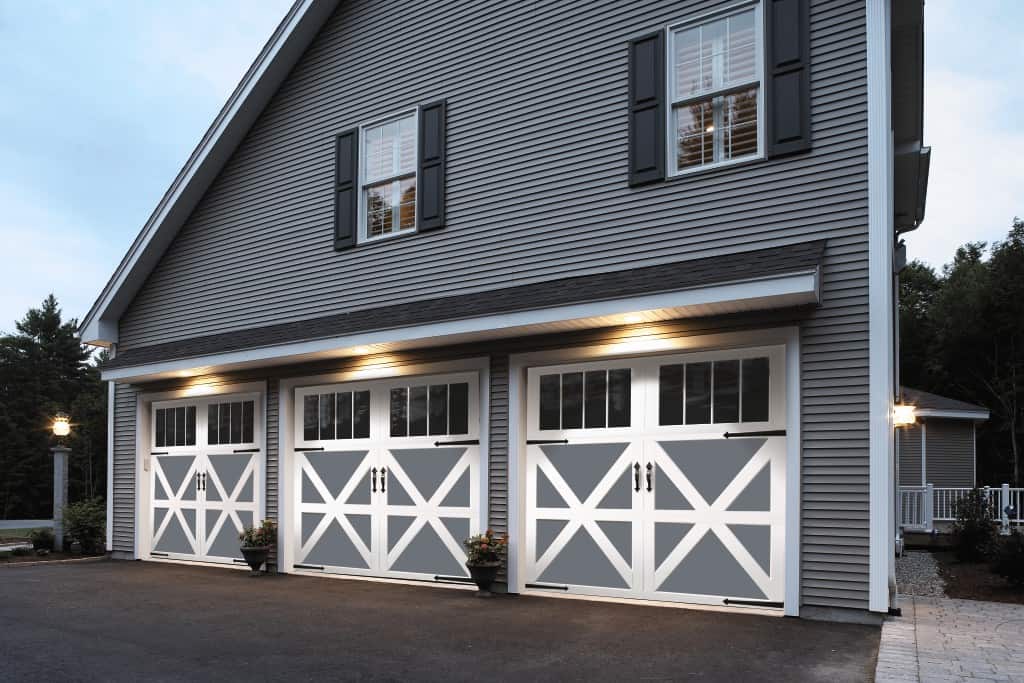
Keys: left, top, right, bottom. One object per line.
{"left": 666, "top": 4, "right": 764, "bottom": 175}
{"left": 359, "top": 111, "right": 418, "bottom": 243}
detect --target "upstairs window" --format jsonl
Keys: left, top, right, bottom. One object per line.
{"left": 360, "top": 112, "right": 417, "bottom": 242}
{"left": 669, "top": 6, "right": 763, "bottom": 174}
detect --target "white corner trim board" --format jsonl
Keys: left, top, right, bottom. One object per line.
{"left": 101, "top": 270, "right": 819, "bottom": 382}
{"left": 866, "top": 0, "right": 895, "bottom": 614}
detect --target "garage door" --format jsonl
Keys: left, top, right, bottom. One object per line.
{"left": 149, "top": 395, "right": 262, "bottom": 565}
{"left": 292, "top": 371, "right": 481, "bottom": 582}
{"left": 524, "top": 348, "right": 786, "bottom": 608}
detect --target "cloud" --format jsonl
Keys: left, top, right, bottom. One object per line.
{"left": 903, "top": 70, "right": 1024, "bottom": 269}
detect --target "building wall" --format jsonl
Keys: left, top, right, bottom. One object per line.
{"left": 924, "top": 419, "right": 976, "bottom": 488}
{"left": 898, "top": 424, "right": 923, "bottom": 486}
{"left": 111, "top": 0, "right": 872, "bottom": 611}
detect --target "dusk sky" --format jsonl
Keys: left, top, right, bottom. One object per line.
{"left": 0, "top": 1, "right": 1020, "bottom": 332}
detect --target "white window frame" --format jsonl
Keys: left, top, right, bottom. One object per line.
{"left": 665, "top": 1, "right": 766, "bottom": 177}
{"left": 357, "top": 109, "right": 419, "bottom": 244}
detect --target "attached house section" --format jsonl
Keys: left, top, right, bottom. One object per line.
{"left": 897, "top": 386, "right": 989, "bottom": 488}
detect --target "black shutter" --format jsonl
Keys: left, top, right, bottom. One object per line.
{"left": 417, "top": 100, "right": 446, "bottom": 232}
{"left": 628, "top": 31, "right": 665, "bottom": 187}
{"left": 334, "top": 129, "right": 359, "bottom": 250}
{"left": 765, "top": 0, "right": 811, "bottom": 157}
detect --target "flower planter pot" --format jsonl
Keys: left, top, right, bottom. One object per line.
{"left": 240, "top": 546, "right": 270, "bottom": 576}
{"left": 466, "top": 561, "right": 500, "bottom": 597}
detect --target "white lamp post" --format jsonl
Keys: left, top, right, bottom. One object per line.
{"left": 50, "top": 414, "right": 71, "bottom": 552}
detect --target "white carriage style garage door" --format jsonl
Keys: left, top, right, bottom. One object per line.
{"left": 524, "top": 347, "right": 787, "bottom": 608}
{"left": 292, "top": 371, "right": 480, "bottom": 582}
{"left": 149, "top": 394, "right": 262, "bottom": 565}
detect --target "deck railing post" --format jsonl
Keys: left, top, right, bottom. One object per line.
{"left": 925, "top": 483, "right": 934, "bottom": 533}
{"left": 1001, "top": 483, "right": 1012, "bottom": 536}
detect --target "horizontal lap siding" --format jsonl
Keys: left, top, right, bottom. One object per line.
{"left": 112, "top": 383, "right": 137, "bottom": 554}
{"left": 112, "top": 0, "right": 870, "bottom": 610}
{"left": 898, "top": 424, "right": 922, "bottom": 486}
{"left": 925, "top": 420, "right": 975, "bottom": 488}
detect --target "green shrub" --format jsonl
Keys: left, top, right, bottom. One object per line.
{"left": 992, "top": 531, "right": 1024, "bottom": 587}
{"left": 12, "top": 546, "right": 31, "bottom": 556}
{"left": 29, "top": 528, "right": 55, "bottom": 551}
{"left": 952, "top": 488, "right": 996, "bottom": 561}
{"left": 63, "top": 498, "right": 105, "bottom": 554}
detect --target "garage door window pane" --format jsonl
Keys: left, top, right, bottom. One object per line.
{"left": 353, "top": 391, "right": 371, "bottom": 439}
{"left": 409, "top": 386, "right": 428, "bottom": 436}
{"left": 303, "top": 395, "right": 319, "bottom": 440}
{"left": 742, "top": 357, "right": 770, "bottom": 422}
{"left": 242, "top": 402, "right": 254, "bottom": 443}
{"left": 539, "top": 374, "right": 560, "bottom": 430}
{"left": 185, "top": 406, "right": 196, "bottom": 446}
{"left": 175, "top": 407, "right": 187, "bottom": 446}
{"left": 608, "top": 369, "right": 631, "bottom": 427}
{"left": 337, "top": 392, "right": 353, "bottom": 439}
{"left": 659, "top": 364, "right": 685, "bottom": 426}
{"left": 155, "top": 408, "right": 166, "bottom": 447}
{"left": 449, "top": 383, "right": 469, "bottom": 435}
{"left": 390, "top": 388, "right": 408, "bottom": 437}
{"left": 686, "top": 362, "right": 712, "bottom": 424}
{"left": 713, "top": 360, "right": 740, "bottom": 423}
{"left": 428, "top": 384, "right": 448, "bottom": 436}
{"left": 561, "top": 372, "right": 583, "bottom": 430}
{"left": 584, "top": 371, "right": 607, "bottom": 429}
{"left": 318, "top": 394, "right": 336, "bottom": 440}
{"left": 207, "top": 405, "right": 218, "bottom": 445}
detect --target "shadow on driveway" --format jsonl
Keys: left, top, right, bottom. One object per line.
{"left": 0, "top": 561, "right": 878, "bottom": 681}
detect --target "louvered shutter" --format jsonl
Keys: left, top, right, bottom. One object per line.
{"left": 417, "top": 100, "right": 447, "bottom": 232}
{"left": 628, "top": 31, "right": 666, "bottom": 187}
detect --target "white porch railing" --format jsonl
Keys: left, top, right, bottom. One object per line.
{"left": 899, "top": 484, "right": 1024, "bottom": 532}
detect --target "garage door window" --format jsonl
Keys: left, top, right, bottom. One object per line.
{"left": 303, "top": 391, "right": 370, "bottom": 441}
{"left": 659, "top": 356, "right": 770, "bottom": 426}
{"left": 207, "top": 400, "right": 255, "bottom": 445}
{"left": 390, "top": 382, "right": 470, "bottom": 437}
{"left": 154, "top": 406, "right": 196, "bottom": 447}
{"left": 539, "top": 368, "right": 631, "bottom": 430}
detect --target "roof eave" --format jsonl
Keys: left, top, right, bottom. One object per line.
{"left": 78, "top": 0, "right": 341, "bottom": 347}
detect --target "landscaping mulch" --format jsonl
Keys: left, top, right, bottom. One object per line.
{"left": 1, "top": 551, "right": 104, "bottom": 565}
{"left": 933, "top": 550, "right": 1024, "bottom": 605}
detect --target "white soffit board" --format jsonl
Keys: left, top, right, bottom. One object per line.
{"left": 101, "top": 270, "right": 818, "bottom": 382}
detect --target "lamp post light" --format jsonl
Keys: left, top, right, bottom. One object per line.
{"left": 50, "top": 414, "right": 71, "bottom": 552}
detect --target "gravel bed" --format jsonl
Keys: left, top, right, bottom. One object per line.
{"left": 896, "top": 550, "right": 946, "bottom": 597}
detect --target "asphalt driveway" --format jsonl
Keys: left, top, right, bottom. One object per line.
{"left": 0, "top": 561, "right": 879, "bottom": 682}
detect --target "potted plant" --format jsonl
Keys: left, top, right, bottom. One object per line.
{"left": 463, "top": 528, "right": 507, "bottom": 597}
{"left": 238, "top": 520, "right": 276, "bottom": 576}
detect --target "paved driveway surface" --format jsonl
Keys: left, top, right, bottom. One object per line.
{"left": 0, "top": 561, "right": 878, "bottom": 682}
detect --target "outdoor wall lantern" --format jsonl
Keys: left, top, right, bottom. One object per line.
{"left": 52, "top": 414, "right": 71, "bottom": 438}
{"left": 892, "top": 404, "right": 917, "bottom": 427}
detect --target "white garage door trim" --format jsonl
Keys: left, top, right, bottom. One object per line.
{"left": 277, "top": 357, "right": 490, "bottom": 579}
{"left": 133, "top": 381, "right": 268, "bottom": 565}
{"left": 508, "top": 327, "right": 801, "bottom": 616}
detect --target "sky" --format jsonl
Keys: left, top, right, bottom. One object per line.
{"left": 0, "top": 1, "right": 1021, "bottom": 333}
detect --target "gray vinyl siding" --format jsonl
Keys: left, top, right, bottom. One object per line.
{"left": 112, "top": 0, "right": 871, "bottom": 610}
{"left": 898, "top": 424, "right": 923, "bottom": 486}
{"left": 112, "top": 383, "right": 138, "bottom": 554}
{"left": 923, "top": 419, "right": 976, "bottom": 488}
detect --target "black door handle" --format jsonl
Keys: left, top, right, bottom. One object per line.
{"left": 196, "top": 472, "right": 201, "bottom": 491}
{"left": 202, "top": 472, "right": 207, "bottom": 491}
{"left": 634, "top": 463, "right": 640, "bottom": 492}
{"left": 371, "top": 468, "right": 378, "bottom": 493}
{"left": 646, "top": 463, "right": 653, "bottom": 492}
{"left": 380, "top": 467, "right": 386, "bottom": 493}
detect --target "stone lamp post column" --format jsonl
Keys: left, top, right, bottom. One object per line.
{"left": 50, "top": 415, "right": 72, "bottom": 552}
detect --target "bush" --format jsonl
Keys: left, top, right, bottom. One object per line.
{"left": 62, "top": 498, "right": 105, "bottom": 554}
{"left": 992, "top": 531, "right": 1024, "bottom": 587}
{"left": 29, "top": 528, "right": 55, "bottom": 551}
{"left": 239, "top": 519, "right": 276, "bottom": 548}
{"left": 12, "top": 546, "right": 31, "bottom": 556}
{"left": 952, "top": 488, "right": 996, "bottom": 562}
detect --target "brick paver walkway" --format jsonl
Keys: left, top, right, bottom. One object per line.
{"left": 876, "top": 595, "right": 1024, "bottom": 682}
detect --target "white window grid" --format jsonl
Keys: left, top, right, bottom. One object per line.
{"left": 666, "top": 2, "right": 766, "bottom": 175}
{"left": 358, "top": 110, "right": 418, "bottom": 243}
